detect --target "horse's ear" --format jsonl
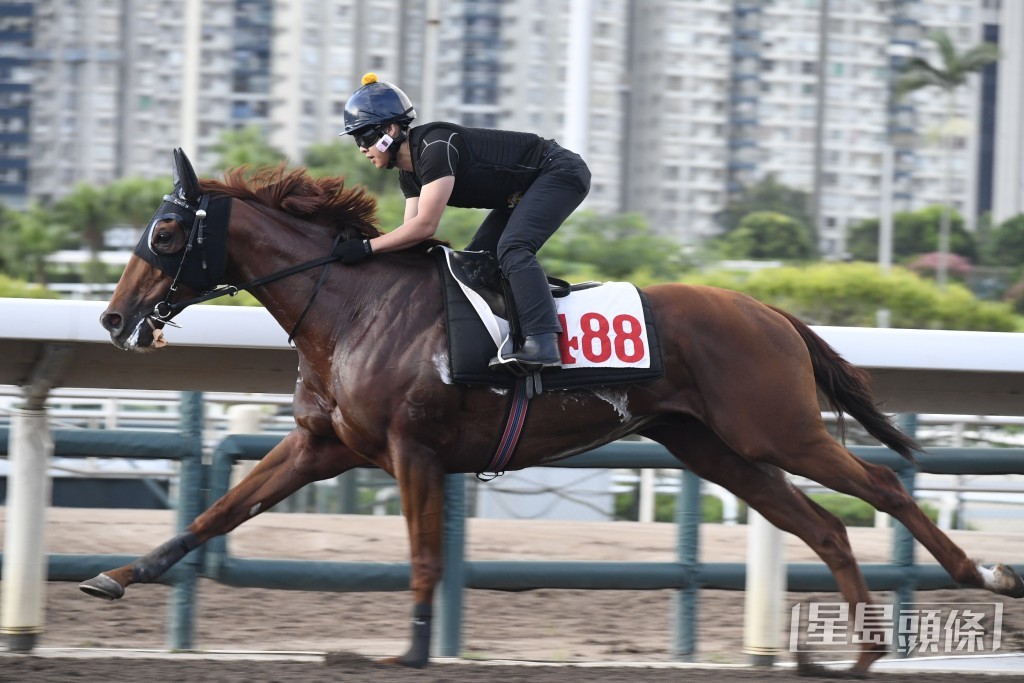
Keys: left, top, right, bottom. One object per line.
{"left": 172, "top": 147, "right": 202, "bottom": 202}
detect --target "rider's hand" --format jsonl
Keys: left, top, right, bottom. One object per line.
{"left": 338, "top": 238, "right": 373, "bottom": 265}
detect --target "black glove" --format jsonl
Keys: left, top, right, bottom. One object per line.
{"left": 338, "top": 238, "right": 373, "bottom": 265}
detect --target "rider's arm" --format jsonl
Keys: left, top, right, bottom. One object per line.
{"left": 403, "top": 196, "right": 419, "bottom": 224}
{"left": 368, "top": 175, "right": 455, "bottom": 254}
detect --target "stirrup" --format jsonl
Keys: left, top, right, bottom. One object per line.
{"left": 489, "top": 333, "right": 561, "bottom": 371}
{"left": 524, "top": 370, "right": 542, "bottom": 398}
{"left": 489, "top": 360, "right": 544, "bottom": 397}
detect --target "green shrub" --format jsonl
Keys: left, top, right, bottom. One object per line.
{"left": 809, "top": 493, "right": 875, "bottom": 527}
{"left": 0, "top": 275, "right": 61, "bottom": 299}
{"left": 614, "top": 490, "right": 734, "bottom": 523}
{"left": 683, "top": 262, "right": 1017, "bottom": 331}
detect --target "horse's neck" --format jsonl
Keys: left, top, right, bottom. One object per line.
{"left": 226, "top": 202, "right": 436, "bottom": 356}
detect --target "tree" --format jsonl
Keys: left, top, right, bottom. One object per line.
{"left": 908, "top": 252, "right": 972, "bottom": 282}
{"left": 0, "top": 273, "right": 60, "bottom": 299}
{"left": 896, "top": 29, "right": 999, "bottom": 287}
{"left": 213, "top": 124, "right": 287, "bottom": 172}
{"left": 51, "top": 183, "right": 115, "bottom": 282}
{"left": 0, "top": 203, "right": 18, "bottom": 275}
{"left": 0, "top": 205, "right": 69, "bottom": 284}
{"left": 846, "top": 206, "right": 976, "bottom": 263}
{"left": 716, "top": 174, "right": 816, "bottom": 245}
{"left": 719, "top": 211, "right": 816, "bottom": 260}
{"left": 683, "top": 262, "right": 1016, "bottom": 331}
{"left": 985, "top": 214, "right": 1024, "bottom": 268}
{"left": 303, "top": 141, "right": 396, "bottom": 196}
{"left": 371, "top": 192, "right": 486, "bottom": 248}
{"left": 1005, "top": 280, "right": 1024, "bottom": 315}
{"left": 541, "top": 211, "right": 685, "bottom": 282}
{"left": 108, "top": 176, "right": 172, "bottom": 229}
{"left": 436, "top": 207, "right": 488, "bottom": 248}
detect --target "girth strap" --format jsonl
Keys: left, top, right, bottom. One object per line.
{"left": 477, "top": 378, "right": 530, "bottom": 481}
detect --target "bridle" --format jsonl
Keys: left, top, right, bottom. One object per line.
{"left": 139, "top": 190, "right": 352, "bottom": 345}
{"left": 149, "top": 193, "right": 216, "bottom": 322}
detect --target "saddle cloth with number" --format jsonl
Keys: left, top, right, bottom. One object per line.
{"left": 434, "top": 246, "right": 664, "bottom": 391}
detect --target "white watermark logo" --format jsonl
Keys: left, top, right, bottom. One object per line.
{"left": 789, "top": 602, "right": 1003, "bottom": 655}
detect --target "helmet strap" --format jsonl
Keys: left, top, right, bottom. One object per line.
{"left": 386, "top": 129, "right": 407, "bottom": 170}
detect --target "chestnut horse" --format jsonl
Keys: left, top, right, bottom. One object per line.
{"left": 83, "top": 150, "right": 1022, "bottom": 671}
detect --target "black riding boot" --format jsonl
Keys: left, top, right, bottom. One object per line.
{"left": 491, "top": 267, "right": 562, "bottom": 369}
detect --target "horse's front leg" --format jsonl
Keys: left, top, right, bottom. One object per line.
{"left": 80, "top": 428, "right": 362, "bottom": 600}
{"left": 381, "top": 443, "right": 446, "bottom": 668}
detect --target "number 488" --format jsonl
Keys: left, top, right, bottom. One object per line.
{"left": 558, "top": 313, "right": 645, "bottom": 365}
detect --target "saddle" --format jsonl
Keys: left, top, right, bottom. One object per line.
{"left": 445, "top": 248, "right": 597, "bottom": 324}
{"left": 434, "top": 247, "right": 664, "bottom": 392}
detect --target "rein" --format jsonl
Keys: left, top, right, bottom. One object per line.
{"left": 150, "top": 194, "right": 350, "bottom": 345}
{"left": 157, "top": 232, "right": 346, "bottom": 344}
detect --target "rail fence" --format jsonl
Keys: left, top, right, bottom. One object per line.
{"left": 2, "top": 416, "right": 1023, "bottom": 657}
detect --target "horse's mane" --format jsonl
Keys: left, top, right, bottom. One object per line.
{"left": 200, "top": 166, "right": 446, "bottom": 250}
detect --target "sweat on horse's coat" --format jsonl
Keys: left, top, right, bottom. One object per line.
{"left": 83, "top": 149, "right": 1024, "bottom": 673}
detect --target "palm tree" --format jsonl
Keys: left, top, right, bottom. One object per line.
{"left": 51, "top": 183, "right": 117, "bottom": 284}
{"left": 0, "top": 203, "right": 70, "bottom": 284}
{"left": 896, "top": 29, "right": 999, "bottom": 287}
{"left": 108, "top": 176, "right": 171, "bottom": 230}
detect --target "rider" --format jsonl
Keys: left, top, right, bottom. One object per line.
{"left": 337, "top": 73, "right": 591, "bottom": 370}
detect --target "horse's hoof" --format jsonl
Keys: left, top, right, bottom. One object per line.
{"left": 377, "top": 654, "right": 428, "bottom": 669}
{"left": 796, "top": 651, "right": 867, "bottom": 679}
{"left": 979, "top": 563, "right": 1024, "bottom": 598}
{"left": 993, "top": 564, "right": 1024, "bottom": 598}
{"left": 79, "top": 573, "right": 125, "bottom": 600}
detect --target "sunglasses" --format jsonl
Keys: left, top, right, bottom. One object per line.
{"left": 352, "top": 127, "right": 384, "bottom": 148}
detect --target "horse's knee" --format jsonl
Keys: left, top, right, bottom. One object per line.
{"left": 866, "top": 465, "right": 914, "bottom": 515}
{"left": 801, "top": 497, "right": 856, "bottom": 563}
{"left": 814, "top": 523, "right": 856, "bottom": 569}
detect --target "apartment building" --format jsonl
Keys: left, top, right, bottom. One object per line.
{"left": 992, "top": 0, "right": 1024, "bottom": 223}
{"left": 626, "top": 0, "right": 985, "bottom": 254}
{"left": 267, "top": 0, "right": 627, "bottom": 213}
{"left": 268, "top": 0, "right": 424, "bottom": 164}
{"left": 0, "top": 3, "right": 32, "bottom": 210}
{"left": 8, "top": 0, "right": 1012, "bottom": 259}
{"left": 627, "top": 2, "right": 733, "bottom": 242}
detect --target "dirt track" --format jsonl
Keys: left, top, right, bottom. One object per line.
{"left": 1, "top": 652, "right": 1019, "bottom": 683}
{"left": 0, "top": 509, "right": 1022, "bottom": 681}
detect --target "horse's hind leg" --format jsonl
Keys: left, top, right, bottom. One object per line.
{"left": 643, "top": 420, "right": 889, "bottom": 673}
{"left": 768, "top": 430, "right": 1024, "bottom": 599}
{"left": 80, "top": 428, "right": 362, "bottom": 600}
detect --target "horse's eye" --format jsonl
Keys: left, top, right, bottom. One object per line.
{"left": 151, "top": 220, "right": 181, "bottom": 253}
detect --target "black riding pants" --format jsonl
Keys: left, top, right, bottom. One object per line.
{"left": 465, "top": 144, "right": 591, "bottom": 336}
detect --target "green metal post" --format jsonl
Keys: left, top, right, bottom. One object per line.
{"left": 892, "top": 413, "right": 918, "bottom": 659}
{"left": 337, "top": 470, "right": 359, "bottom": 514}
{"left": 672, "top": 468, "right": 701, "bottom": 660}
{"left": 168, "top": 391, "right": 204, "bottom": 650}
{"left": 437, "top": 474, "right": 467, "bottom": 657}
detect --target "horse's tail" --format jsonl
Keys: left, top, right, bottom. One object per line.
{"left": 769, "top": 306, "right": 921, "bottom": 463}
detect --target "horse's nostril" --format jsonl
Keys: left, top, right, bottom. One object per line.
{"left": 101, "top": 312, "right": 123, "bottom": 333}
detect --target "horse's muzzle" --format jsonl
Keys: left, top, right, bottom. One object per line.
{"left": 100, "top": 308, "right": 162, "bottom": 352}
{"left": 100, "top": 310, "right": 124, "bottom": 337}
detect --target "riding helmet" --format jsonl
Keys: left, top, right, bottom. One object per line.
{"left": 343, "top": 73, "right": 417, "bottom": 135}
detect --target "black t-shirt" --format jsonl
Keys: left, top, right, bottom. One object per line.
{"left": 399, "top": 122, "right": 551, "bottom": 209}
